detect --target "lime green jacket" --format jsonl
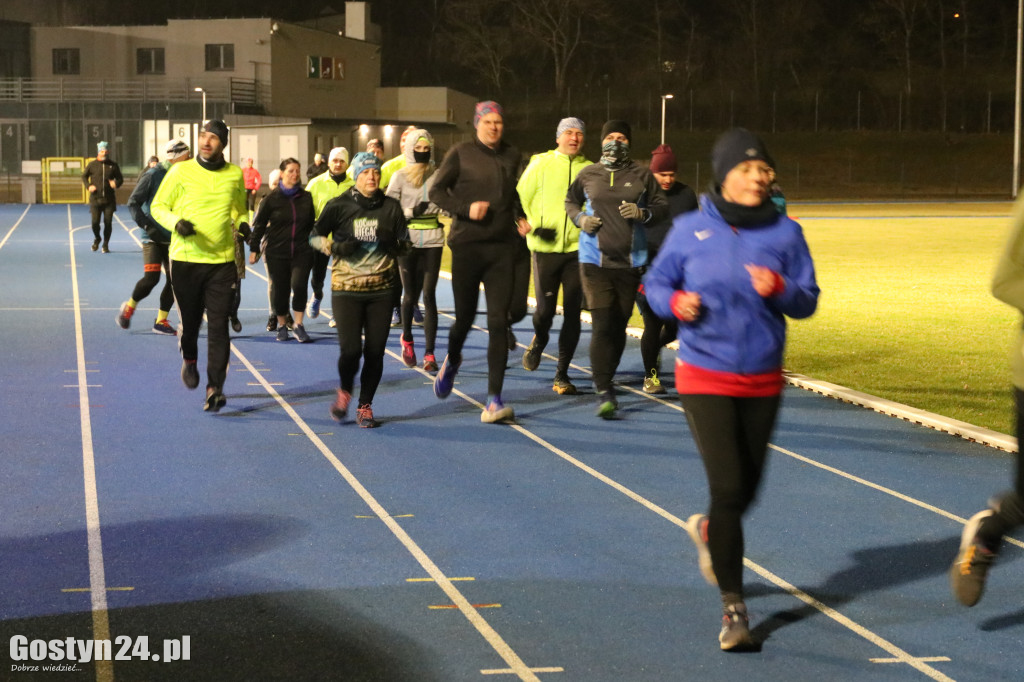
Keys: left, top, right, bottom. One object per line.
{"left": 151, "top": 158, "right": 247, "bottom": 264}
{"left": 380, "top": 155, "right": 406, "bottom": 191}
{"left": 307, "top": 171, "right": 354, "bottom": 219}
{"left": 517, "top": 150, "right": 590, "bottom": 253}
{"left": 992, "top": 194, "right": 1024, "bottom": 389}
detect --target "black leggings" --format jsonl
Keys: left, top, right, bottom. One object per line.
{"left": 170, "top": 261, "right": 236, "bottom": 391}
{"left": 332, "top": 291, "right": 392, "bottom": 406}
{"left": 581, "top": 264, "right": 640, "bottom": 394}
{"left": 399, "top": 246, "right": 443, "bottom": 355}
{"left": 637, "top": 289, "right": 678, "bottom": 375}
{"left": 90, "top": 204, "right": 115, "bottom": 244}
{"left": 680, "top": 393, "right": 781, "bottom": 600}
{"left": 266, "top": 253, "right": 313, "bottom": 317}
{"left": 131, "top": 241, "right": 175, "bottom": 312}
{"left": 978, "top": 387, "right": 1024, "bottom": 550}
{"left": 448, "top": 241, "right": 515, "bottom": 397}
{"left": 310, "top": 251, "right": 330, "bottom": 301}
{"left": 509, "top": 241, "right": 531, "bottom": 325}
{"left": 531, "top": 251, "right": 582, "bottom": 375}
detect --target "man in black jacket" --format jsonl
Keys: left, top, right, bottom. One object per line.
{"left": 428, "top": 101, "right": 530, "bottom": 424}
{"left": 81, "top": 141, "right": 124, "bottom": 253}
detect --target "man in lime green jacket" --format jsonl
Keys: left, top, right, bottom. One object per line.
{"left": 305, "top": 146, "right": 354, "bottom": 323}
{"left": 516, "top": 117, "right": 591, "bottom": 395}
{"left": 151, "top": 120, "right": 248, "bottom": 412}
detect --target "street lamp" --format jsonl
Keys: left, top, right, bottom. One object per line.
{"left": 194, "top": 87, "right": 206, "bottom": 123}
{"left": 660, "top": 94, "right": 674, "bottom": 145}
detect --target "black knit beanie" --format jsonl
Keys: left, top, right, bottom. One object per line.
{"left": 202, "top": 119, "right": 229, "bottom": 146}
{"left": 600, "top": 120, "right": 632, "bottom": 142}
{"left": 711, "top": 128, "right": 774, "bottom": 186}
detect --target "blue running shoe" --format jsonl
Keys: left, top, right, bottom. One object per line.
{"left": 413, "top": 305, "right": 424, "bottom": 325}
{"left": 307, "top": 297, "right": 321, "bottom": 319}
{"left": 433, "top": 354, "right": 461, "bottom": 399}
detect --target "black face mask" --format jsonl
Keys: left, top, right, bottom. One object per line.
{"left": 413, "top": 150, "right": 431, "bottom": 164}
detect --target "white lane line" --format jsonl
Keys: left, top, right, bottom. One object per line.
{"left": 67, "top": 208, "right": 114, "bottom": 682}
{"left": 770, "top": 443, "right": 1024, "bottom": 551}
{"left": 0, "top": 204, "right": 31, "bottom": 252}
{"left": 502, "top": 418, "right": 955, "bottom": 681}
{"left": 230, "top": 344, "right": 548, "bottom": 682}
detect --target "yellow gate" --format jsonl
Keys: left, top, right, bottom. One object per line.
{"left": 42, "top": 157, "right": 88, "bottom": 204}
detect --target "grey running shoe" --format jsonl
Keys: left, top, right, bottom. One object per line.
{"left": 719, "top": 603, "right": 754, "bottom": 651}
{"left": 686, "top": 513, "right": 717, "bottom": 586}
{"left": 291, "top": 323, "right": 311, "bottom": 343}
{"left": 643, "top": 369, "right": 667, "bottom": 394}
{"left": 950, "top": 509, "right": 996, "bottom": 607}
{"left": 275, "top": 326, "right": 289, "bottom": 342}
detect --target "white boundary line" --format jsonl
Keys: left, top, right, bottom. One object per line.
{"left": 67, "top": 207, "right": 114, "bottom": 682}
{"left": 229, "top": 344, "right": 548, "bottom": 682}
{"left": 0, "top": 204, "right": 32, "bottom": 251}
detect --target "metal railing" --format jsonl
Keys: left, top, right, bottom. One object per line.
{"left": 0, "top": 77, "right": 265, "bottom": 106}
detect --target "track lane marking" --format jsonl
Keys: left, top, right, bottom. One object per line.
{"left": 230, "top": 343, "right": 549, "bottom": 682}
{"left": 68, "top": 207, "right": 114, "bottom": 682}
{"left": 0, "top": 204, "right": 31, "bottom": 252}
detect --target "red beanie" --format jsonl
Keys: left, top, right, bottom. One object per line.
{"left": 649, "top": 144, "right": 677, "bottom": 173}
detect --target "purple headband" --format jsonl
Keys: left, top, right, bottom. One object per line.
{"left": 474, "top": 101, "right": 504, "bottom": 128}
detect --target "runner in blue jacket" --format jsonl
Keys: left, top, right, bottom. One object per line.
{"left": 643, "top": 128, "right": 819, "bottom": 651}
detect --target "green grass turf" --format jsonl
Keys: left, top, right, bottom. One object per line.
{"left": 784, "top": 201, "right": 1019, "bottom": 435}
{"left": 441, "top": 202, "right": 1022, "bottom": 435}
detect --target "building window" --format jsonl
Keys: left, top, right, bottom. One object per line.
{"left": 52, "top": 48, "right": 80, "bottom": 75}
{"left": 205, "top": 44, "right": 234, "bottom": 72}
{"left": 136, "top": 47, "right": 165, "bottom": 75}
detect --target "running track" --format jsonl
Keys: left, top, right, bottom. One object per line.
{"left": 0, "top": 204, "right": 1021, "bottom": 681}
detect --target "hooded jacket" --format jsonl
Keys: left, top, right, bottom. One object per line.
{"left": 517, "top": 149, "right": 591, "bottom": 254}
{"left": 385, "top": 128, "right": 443, "bottom": 248}
{"left": 643, "top": 193, "right": 819, "bottom": 378}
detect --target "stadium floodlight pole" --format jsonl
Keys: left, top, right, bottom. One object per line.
{"left": 660, "top": 94, "right": 673, "bottom": 145}
{"left": 1015, "top": 0, "right": 1023, "bottom": 197}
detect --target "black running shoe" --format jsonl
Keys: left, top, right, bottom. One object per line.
{"left": 181, "top": 360, "right": 200, "bottom": 390}
{"left": 204, "top": 388, "right": 226, "bottom": 412}
{"left": 266, "top": 315, "right": 278, "bottom": 332}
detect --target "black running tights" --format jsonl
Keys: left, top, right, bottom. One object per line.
{"left": 680, "top": 393, "right": 781, "bottom": 600}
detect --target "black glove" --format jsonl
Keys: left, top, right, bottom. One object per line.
{"left": 236, "top": 222, "right": 252, "bottom": 241}
{"left": 175, "top": 219, "right": 196, "bottom": 237}
{"left": 393, "top": 239, "right": 414, "bottom": 257}
{"left": 532, "top": 227, "right": 557, "bottom": 241}
{"left": 330, "top": 235, "right": 360, "bottom": 257}
{"left": 578, "top": 215, "right": 602, "bottom": 235}
{"left": 412, "top": 201, "right": 430, "bottom": 217}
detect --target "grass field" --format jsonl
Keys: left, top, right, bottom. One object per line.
{"left": 784, "top": 201, "right": 1020, "bottom": 435}
{"left": 442, "top": 200, "right": 1022, "bottom": 436}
